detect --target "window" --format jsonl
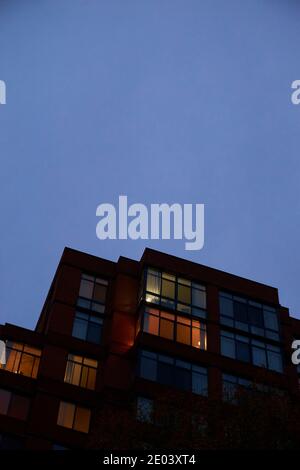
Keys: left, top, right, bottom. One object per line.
{"left": 136, "top": 397, "right": 154, "bottom": 423}
{"left": 222, "top": 374, "right": 252, "bottom": 403}
{"left": 138, "top": 349, "right": 208, "bottom": 396}
{"left": 77, "top": 273, "right": 108, "bottom": 314}
{"left": 141, "top": 307, "right": 207, "bottom": 350}
{"left": 0, "top": 434, "right": 24, "bottom": 450}
{"left": 220, "top": 330, "right": 283, "bottom": 372}
{"left": 0, "top": 388, "right": 30, "bottom": 420}
{"left": 0, "top": 342, "right": 41, "bottom": 378}
{"left": 143, "top": 268, "right": 206, "bottom": 319}
{"left": 72, "top": 312, "right": 103, "bottom": 344}
{"left": 64, "top": 354, "right": 98, "bottom": 390}
{"left": 222, "top": 374, "right": 285, "bottom": 403}
{"left": 52, "top": 444, "right": 70, "bottom": 450}
{"left": 219, "top": 292, "right": 280, "bottom": 340}
{"left": 57, "top": 401, "right": 91, "bottom": 433}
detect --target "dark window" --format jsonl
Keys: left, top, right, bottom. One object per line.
{"left": 234, "top": 301, "right": 248, "bottom": 323}
{"left": 0, "top": 388, "right": 30, "bottom": 420}
{"left": 0, "top": 434, "right": 24, "bottom": 450}
{"left": 220, "top": 292, "right": 280, "bottom": 340}
{"left": 236, "top": 341, "right": 251, "bottom": 363}
{"left": 72, "top": 312, "right": 103, "bottom": 344}
{"left": 220, "top": 331, "right": 283, "bottom": 373}
{"left": 138, "top": 350, "right": 208, "bottom": 396}
{"left": 77, "top": 274, "right": 108, "bottom": 314}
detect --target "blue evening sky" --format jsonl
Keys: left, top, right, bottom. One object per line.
{"left": 1, "top": 0, "right": 300, "bottom": 329}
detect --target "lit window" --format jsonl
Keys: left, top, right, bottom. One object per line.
{"left": 64, "top": 354, "right": 98, "bottom": 390}
{"left": 143, "top": 268, "right": 206, "bottom": 319}
{"left": 72, "top": 312, "right": 103, "bottom": 344}
{"left": 57, "top": 401, "right": 91, "bottom": 433}
{"left": 77, "top": 274, "right": 108, "bottom": 314}
{"left": 0, "top": 342, "right": 41, "bottom": 378}
{"left": 141, "top": 307, "right": 207, "bottom": 350}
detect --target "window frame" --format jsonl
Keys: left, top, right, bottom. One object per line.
{"left": 219, "top": 291, "right": 280, "bottom": 341}
{"left": 0, "top": 341, "right": 41, "bottom": 379}
{"left": 141, "top": 306, "right": 207, "bottom": 350}
{"left": 64, "top": 354, "right": 98, "bottom": 390}
{"left": 220, "top": 330, "right": 283, "bottom": 373}
{"left": 142, "top": 268, "right": 207, "bottom": 319}
{"left": 138, "top": 349, "right": 208, "bottom": 396}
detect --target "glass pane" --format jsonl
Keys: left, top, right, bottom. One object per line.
{"left": 160, "top": 319, "right": 174, "bottom": 340}
{"left": 143, "top": 313, "right": 159, "bottom": 336}
{"left": 248, "top": 305, "right": 263, "bottom": 327}
{"left": 72, "top": 362, "right": 82, "bottom": 386}
{"left": 77, "top": 298, "right": 91, "bottom": 309}
{"left": 24, "top": 345, "right": 41, "bottom": 356}
{"left": 80, "top": 365, "right": 89, "bottom": 388}
{"left": 146, "top": 272, "right": 161, "bottom": 295}
{"left": 91, "top": 302, "right": 105, "bottom": 313}
{"left": 19, "top": 354, "right": 34, "bottom": 377}
{"left": 72, "top": 318, "right": 88, "bottom": 341}
{"left": 177, "top": 303, "right": 191, "bottom": 314}
{"left": 221, "top": 336, "right": 235, "bottom": 358}
{"left": 175, "top": 368, "right": 190, "bottom": 391}
{"left": 137, "top": 397, "right": 153, "bottom": 423}
{"left": 5, "top": 349, "right": 21, "bottom": 373}
{"left": 177, "top": 284, "right": 191, "bottom": 304}
{"left": 86, "top": 368, "right": 97, "bottom": 390}
{"left": 192, "top": 326, "right": 200, "bottom": 349}
{"left": 57, "top": 402, "right": 75, "bottom": 429}
{"left": 220, "top": 316, "right": 234, "bottom": 327}
{"left": 161, "top": 279, "right": 175, "bottom": 299}
{"left": 32, "top": 358, "right": 40, "bottom": 379}
{"left": 264, "top": 309, "right": 279, "bottom": 331}
{"left": 74, "top": 407, "right": 91, "bottom": 433}
{"left": 93, "top": 284, "right": 106, "bottom": 303}
{"left": 220, "top": 296, "right": 234, "bottom": 317}
{"left": 192, "top": 373, "right": 208, "bottom": 396}
{"left": 9, "top": 395, "right": 29, "bottom": 420}
{"left": 223, "top": 382, "right": 236, "bottom": 402}
{"left": 79, "top": 279, "right": 94, "bottom": 299}
{"left": 0, "top": 389, "right": 11, "bottom": 415}
{"left": 200, "top": 328, "right": 207, "bottom": 350}
{"left": 234, "top": 301, "right": 248, "bottom": 323}
{"left": 267, "top": 351, "right": 283, "bottom": 372}
{"left": 64, "top": 361, "right": 75, "bottom": 384}
{"left": 192, "top": 288, "right": 206, "bottom": 309}
{"left": 87, "top": 323, "right": 102, "bottom": 344}
{"left": 140, "top": 357, "right": 157, "bottom": 381}
{"left": 252, "top": 347, "right": 267, "bottom": 368}
{"left": 83, "top": 358, "right": 98, "bottom": 368}
{"left": 157, "top": 362, "right": 173, "bottom": 386}
{"left": 236, "top": 342, "right": 251, "bottom": 362}
{"left": 177, "top": 323, "right": 190, "bottom": 346}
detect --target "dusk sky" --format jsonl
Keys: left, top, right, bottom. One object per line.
{"left": 1, "top": 0, "right": 300, "bottom": 329}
